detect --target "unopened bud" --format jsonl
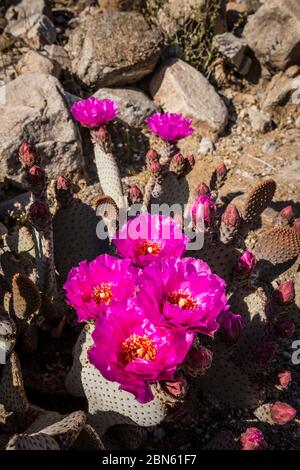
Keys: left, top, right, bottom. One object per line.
{"left": 25, "top": 165, "right": 46, "bottom": 194}
{"left": 97, "top": 126, "right": 109, "bottom": 141}
{"left": 19, "top": 141, "right": 39, "bottom": 167}
{"left": 186, "top": 153, "right": 195, "bottom": 168}
{"left": 273, "top": 281, "right": 295, "bottom": 305}
{"left": 170, "top": 153, "right": 186, "bottom": 175}
{"left": 186, "top": 346, "right": 213, "bottom": 376}
{"left": 218, "top": 311, "right": 244, "bottom": 343}
{"left": 28, "top": 201, "right": 51, "bottom": 231}
{"left": 146, "top": 148, "right": 159, "bottom": 163}
{"left": 270, "top": 402, "right": 296, "bottom": 425}
{"left": 293, "top": 218, "right": 300, "bottom": 233}
{"left": 129, "top": 184, "right": 142, "bottom": 204}
{"left": 240, "top": 428, "right": 267, "bottom": 451}
{"left": 274, "top": 318, "right": 295, "bottom": 339}
{"left": 162, "top": 375, "right": 188, "bottom": 400}
{"left": 149, "top": 160, "right": 162, "bottom": 176}
{"left": 278, "top": 370, "right": 292, "bottom": 390}
{"left": 196, "top": 182, "right": 210, "bottom": 196}
{"left": 222, "top": 205, "right": 240, "bottom": 227}
{"left": 56, "top": 175, "right": 71, "bottom": 191}
{"left": 191, "top": 194, "right": 217, "bottom": 227}
{"left": 234, "top": 251, "right": 256, "bottom": 276}
{"left": 216, "top": 162, "right": 228, "bottom": 179}
{"left": 280, "top": 205, "right": 294, "bottom": 221}
{"left": 253, "top": 341, "right": 277, "bottom": 366}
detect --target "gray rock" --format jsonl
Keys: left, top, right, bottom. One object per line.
{"left": 248, "top": 105, "right": 273, "bottom": 133}
{"left": 67, "top": 12, "right": 162, "bottom": 90}
{"left": 5, "top": 13, "right": 56, "bottom": 48}
{"left": 5, "top": 0, "right": 52, "bottom": 21}
{"left": 213, "top": 32, "right": 252, "bottom": 75}
{"left": 16, "top": 50, "right": 61, "bottom": 78}
{"left": 93, "top": 87, "right": 159, "bottom": 126}
{"left": 262, "top": 67, "right": 300, "bottom": 109}
{"left": 243, "top": 0, "right": 300, "bottom": 71}
{"left": 44, "top": 44, "right": 71, "bottom": 72}
{"left": 0, "top": 73, "right": 84, "bottom": 181}
{"left": 199, "top": 137, "right": 214, "bottom": 155}
{"left": 149, "top": 58, "right": 228, "bottom": 135}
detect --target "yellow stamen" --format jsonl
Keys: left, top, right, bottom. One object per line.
{"left": 122, "top": 334, "right": 157, "bottom": 363}
{"left": 92, "top": 283, "right": 112, "bottom": 305}
{"left": 166, "top": 290, "right": 198, "bottom": 310}
{"left": 137, "top": 241, "right": 161, "bottom": 256}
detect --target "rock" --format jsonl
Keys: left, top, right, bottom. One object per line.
{"left": 149, "top": 58, "right": 228, "bottom": 135}
{"left": 67, "top": 12, "right": 162, "bottom": 90}
{"left": 213, "top": 32, "right": 252, "bottom": 76}
{"left": 97, "top": 0, "right": 145, "bottom": 11}
{"left": 262, "top": 67, "right": 300, "bottom": 109}
{"left": 243, "top": 0, "right": 300, "bottom": 71}
{"left": 5, "top": 0, "right": 52, "bottom": 21}
{"left": 44, "top": 45, "right": 71, "bottom": 72}
{"left": 0, "top": 73, "right": 83, "bottom": 181}
{"left": 199, "top": 138, "right": 214, "bottom": 155}
{"left": 16, "top": 50, "right": 61, "bottom": 78}
{"left": 248, "top": 105, "right": 273, "bottom": 133}
{"left": 156, "top": 0, "right": 226, "bottom": 37}
{"left": 93, "top": 87, "right": 159, "bottom": 126}
{"left": 295, "top": 116, "right": 300, "bottom": 129}
{"left": 5, "top": 13, "right": 56, "bottom": 48}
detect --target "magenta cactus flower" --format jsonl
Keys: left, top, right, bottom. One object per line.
{"left": 191, "top": 194, "right": 217, "bottom": 227}
{"left": 89, "top": 302, "right": 194, "bottom": 403}
{"left": 270, "top": 402, "right": 297, "bottom": 425}
{"left": 64, "top": 254, "right": 137, "bottom": 322}
{"left": 235, "top": 250, "right": 256, "bottom": 276}
{"left": 240, "top": 428, "right": 267, "bottom": 451}
{"left": 217, "top": 310, "right": 244, "bottom": 343}
{"left": 70, "top": 97, "right": 118, "bottom": 128}
{"left": 113, "top": 212, "right": 189, "bottom": 267}
{"left": 137, "top": 257, "right": 228, "bottom": 335}
{"left": 146, "top": 112, "right": 194, "bottom": 142}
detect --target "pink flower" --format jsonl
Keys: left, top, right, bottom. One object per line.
{"left": 235, "top": 251, "right": 256, "bottom": 276}
{"left": 64, "top": 254, "right": 137, "bottom": 322}
{"left": 191, "top": 194, "right": 217, "bottom": 227}
{"left": 70, "top": 97, "right": 118, "bottom": 128}
{"left": 217, "top": 310, "right": 244, "bottom": 343}
{"left": 146, "top": 112, "right": 194, "bottom": 142}
{"left": 240, "top": 428, "right": 267, "bottom": 451}
{"left": 89, "top": 302, "right": 194, "bottom": 403}
{"left": 270, "top": 402, "right": 297, "bottom": 425}
{"left": 137, "top": 257, "right": 228, "bottom": 335}
{"left": 113, "top": 213, "right": 189, "bottom": 267}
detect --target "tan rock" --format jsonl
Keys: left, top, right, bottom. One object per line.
{"left": 16, "top": 50, "right": 61, "bottom": 77}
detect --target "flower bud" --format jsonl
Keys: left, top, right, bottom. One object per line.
{"left": 273, "top": 281, "right": 295, "bottom": 305}
{"left": 222, "top": 204, "right": 240, "bottom": 227}
{"left": 293, "top": 218, "right": 300, "bottom": 233}
{"left": 253, "top": 341, "right": 277, "bottom": 366}
{"left": 186, "top": 346, "right": 213, "bottom": 375}
{"left": 216, "top": 162, "right": 228, "bottom": 179}
{"left": 218, "top": 311, "right": 244, "bottom": 343}
{"left": 56, "top": 175, "right": 71, "bottom": 191}
{"left": 19, "top": 141, "right": 39, "bottom": 167}
{"left": 196, "top": 182, "right": 210, "bottom": 196}
{"left": 129, "top": 184, "right": 143, "bottom": 204}
{"left": 146, "top": 148, "right": 159, "bottom": 163}
{"left": 162, "top": 375, "right": 188, "bottom": 400}
{"left": 28, "top": 201, "right": 51, "bottom": 231}
{"left": 274, "top": 318, "right": 295, "bottom": 339}
{"left": 270, "top": 402, "right": 296, "bottom": 425}
{"left": 191, "top": 194, "right": 217, "bottom": 227}
{"left": 97, "top": 126, "right": 109, "bottom": 141}
{"left": 234, "top": 251, "right": 256, "bottom": 276}
{"left": 240, "top": 428, "right": 267, "bottom": 451}
{"left": 170, "top": 153, "right": 186, "bottom": 175}
{"left": 279, "top": 205, "right": 294, "bottom": 221}
{"left": 186, "top": 153, "right": 195, "bottom": 168}
{"left": 278, "top": 370, "right": 292, "bottom": 390}
{"left": 25, "top": 165, "right": 46, "bottom": 193}
{"left": 149, "top": 160, "right": 162, "bottom": 176}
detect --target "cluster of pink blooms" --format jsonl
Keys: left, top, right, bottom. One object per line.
{"left": 64, "top": 213, "right": 234, "bottom": 403}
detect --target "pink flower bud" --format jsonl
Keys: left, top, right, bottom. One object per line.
{"left": 25, "top": 165, "right": 46, "bottom": 190}
{"left": 196, "top": 182, "right": 210, "bottom": 196}
{"left": 56, "top": 175, "right": 71, "bottom": 191}
{"left": 216, "top": 162, "right": 228, "bottom": 179}
{"left": 28, "top": 201, "right": 51, "bottom": 231}
{"left": 280, "top": 205, "right": 294, "bottom": 221}
{"left": 240, "top": 428, "right": 267, "bottom": 451}
{"left": 222, "top": 204, "right": 240, "bottom": 227}
{"left": 186, "top": 346, "right": 213, "bottom": 375}
{"left": 273, "top": 281, "right": 295, "bottom": 305}
{"left": 149, "top": 160, "right": 162, "bottom": 175}
{"left": 278, "top": 370, "right": 292, "bottom": 390}
{"left": 162, "top": 375, "right": 188, "bottom": 399}
{"left": 218, "top": 311, "right": 244, "bottom": 343}
{"left": 270, "top": 402, "right": 296, "bottom": 425}
{"left": 191, "top": 194, "right": 217, "bottom": 227}
{"left": 146, "top": 148, "right": 159, "bottom": 163}
{"left": 97, "top": 126, "right": 109, "bottom": 141}
{"left": 274, "top": 318, "right": 295, "bottom": 339}
{"left": 253, "top": 341, "right": 277, "bottom": 366}
{"left": 170, "top": 152, "right": 186, "bottom": 175}
{"left": 19, "top": 141, "right": 39, "bottom": 167}
{"left": 186, "top": 153, "right": 195, "bottom": 168}
{"left": 293, "top": 218, "right": 300, "bottom": 233}
{"left": 235, "top": 251, "right": 256, "bottom": 276}
{"left": 129, "top": 184, "right": 142, "bottom": 204}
